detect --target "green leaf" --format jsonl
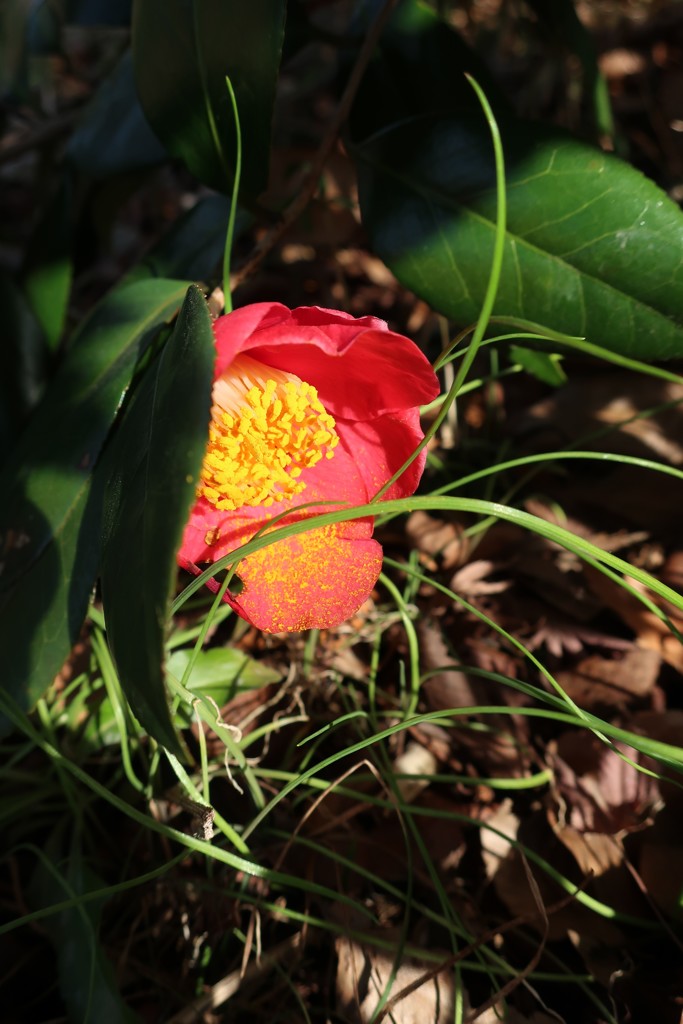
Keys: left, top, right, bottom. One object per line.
{"left": 168, "top": 647, "right": 281, "bottom": 723}
{"left": 509, "top": 345, "right": 567, "bottom": 387}
{"left": 0, "top": 274, "right": 49, "bottom": 461}
{"left": 123, "top": 194, "right": 251, "bottom": 287}
{"left": 21, "top": 174, "right": 73, "bottom": 352}
{"left": 355, "top": 114, "right": 683, "bottom": 359}
{"left": 524, "top": 0, "right": 614, "bottom": 140}
{"left": 0, "top": 278, "right": 188, "bottom": 719}
{"left": 349, "top": 0, "right": 509, "bottom": 143}
{"left": 0, "top": 0, "right": 29, "bottom": 95}
{"left": 100, "top": 286, "right": 214, "bottom": 752}
{"left": 131, "top": 0, "right": 286, "bottom": 197}
{"left": 66, "top": 49, "right": 167, "bottom": 177}
{"left": 30, "top": 830, "right": 141, "bottom": 1024}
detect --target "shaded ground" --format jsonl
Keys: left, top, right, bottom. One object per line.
{"left": 2, "top": 2, "right": 683, "bottom": 1022}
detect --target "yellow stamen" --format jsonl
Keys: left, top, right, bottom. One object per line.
{"left": 198, "top": 354, "right": 339, "bottom": 512}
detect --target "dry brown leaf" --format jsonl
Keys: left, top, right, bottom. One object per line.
{"left": 550, "top": 731, "right": 659, "bottom": 834}
{"left": 515, "top": 373, "right": 683, "bottom": 464}
{"left": 632, "top": 710, "right": 683, "bottom": 812}
{"left": 554, "top": 647, "right": 661, "bottom": 710}
{"left": 514, "top": 374, "right": 683, "bottom": 533}
{"left": 419, "top": 623, "right": 530, "bottom": 777}
{"left": 351, "top": 791, "right": 467, "bottom": 878}
{"left": 406, "top": 720, "right": 454, "bottom": 765}
{"left": 525, "top": 497, "right": 653, "bottom": 559}
{"left": 554, "top": 826, "right": 624, "bottom": 878}
{"left": 526, "top": 618, "right": 632, "bottom": 658}
{"left": 638, "top": 806, "right": 683, "bottom": 917}
{"left": 661, "top": 549, "right": 683, "bottom": 590}
{"left": 479, "top": 801, "right": 564, "bottom": 933}
{"left": 419, "top": 617, "right": 495, "bottom": 710}
{"left": 480, "top": 801, "right": 625, "bottom": 951}
{"left": 405, "top": 511, "right": 465, "bottom": 569}
{"left": 599, "top": 47, "right": 648, "bottom": 79}
{"left": 450, "top": 559, "right": 512, "bottom": 597}
{"left": 584, "top": 566, "right": 683, "bottom": 672}
{"left": 335, "top": 936, "right": 457, "bottom": 1024}
{"left": 393, "top": 741, "right": 438, "bottom": 804}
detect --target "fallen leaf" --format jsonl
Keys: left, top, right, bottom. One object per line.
{"left": 584, "top": 566, "right": 683, "bottom": 672}
{"left": 405, "top": 511, "right": 466, "bottom": 569}
{"left": 554, "top": 647, "right": 661, "bottom": 710}
{"left": 550, "top": 730, "right": 659, "bottom": 834}
{"left": 335, "top": 935, "right": 456, "bottom": 1024}
{"left": 638, "top": 806, "right": 683, "bottom": 918}
{"left": 393, "top": 740, "right": 438, "bottom": 803}
{"left": 450, "top": 559, "right": 512, "bottom": 597}
{"left": 515, "top": 373, "right": 683, "bottom": 465}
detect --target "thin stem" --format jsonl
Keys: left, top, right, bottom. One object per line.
{"left": 222, "top": 76, "right": 242, "bottom": 311}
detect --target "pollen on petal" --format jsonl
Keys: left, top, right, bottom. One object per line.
{"left": 198, "top": 354, "right": 339, "bottom": 512}
{"left": 232, "top": 520, "right": 383, "bottom": 633}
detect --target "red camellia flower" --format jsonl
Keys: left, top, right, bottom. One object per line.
{"left": 177, "top": 302, "right": 439, "bottom": 632}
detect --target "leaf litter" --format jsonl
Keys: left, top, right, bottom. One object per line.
{"left": 4, "top": 3, "right": 683, "bottom": 1023}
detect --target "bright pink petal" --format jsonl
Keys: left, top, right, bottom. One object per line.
{"left": 179, "top": 518, "right": 380, "bottom": 633}
{"left": 212, "top": 305, "right": 439, "bottom": 420}
{"left": 177, "top": 432, "right": 381, "bottom": 631}
{"left": 213, "top": 302, "right": 291, "bottom": 376}
{"left": 178, "top": 430, "right": 372, "bottom": 564}
{"left": 337, "top": 408, "right": 428, "bottom": 501}
{"left": 250, "top": 331, "right": 437, "bottom": 420}
{"left": 229, "top": 521, "right": 383, "bottom": 632}
{"left": 179, "top": 302, "right": 439, "bottom": 632}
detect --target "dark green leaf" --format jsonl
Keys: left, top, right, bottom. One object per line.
{"left": 355, "top": 114, "right": 683, "bottom": 359}
{"left": 66, "top": 0, "right": 132, "bottom": 26}
{"left": 21, "top": 174, "right": 73, "bottom": 352}
{"left": 101, "top": 286, "right": 214, "bottom": 752}
{"left": 66, "top": 49, "right": 167, "bottom": 177}
{"left": 0, "top": 279, "right": 188, "bottom": 719}
{"left": 0, "top": 274, "right": 49, "bottom": 461}
{"left": 26, "top": 0, "right": 61, "bottom": 54}
{"left": 0, "top": 0, "right": 30, "bottom": 95}
{"left": 524, "top": 0, "right": 614, "bottom": 141}
{"left": 123, "top": 195, "right": 251, "bottom": 286}
{"left": 30, "top": 830, "right": 141, "bottom": 1024}
{"left": 131, "top": 0, "right": 286, "bottom": 196}
{"left": 349, "top": 0, "right": 509, "bottom": 144}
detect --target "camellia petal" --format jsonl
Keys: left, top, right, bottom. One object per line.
{"left": 177, "top": 302, "right": 440, "bottom": 632}
{"left": 228, "top": 521, "right": 383, "bottom": 633}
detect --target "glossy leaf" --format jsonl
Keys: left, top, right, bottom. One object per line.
{"left": 101, "top": 286, "right": 214, "bottom": 752}
{"left": 355, "top": 114, "right": 683, "bottom": 359}
{"left": 132, "top": 0, "right": 286, "bottom": 197}
{"left": 0, "top": 279, "right": 188, "bottom": 718}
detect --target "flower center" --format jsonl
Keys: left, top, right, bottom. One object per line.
{"left": 198, "top": 354, "right": 339, "bottom": 512}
